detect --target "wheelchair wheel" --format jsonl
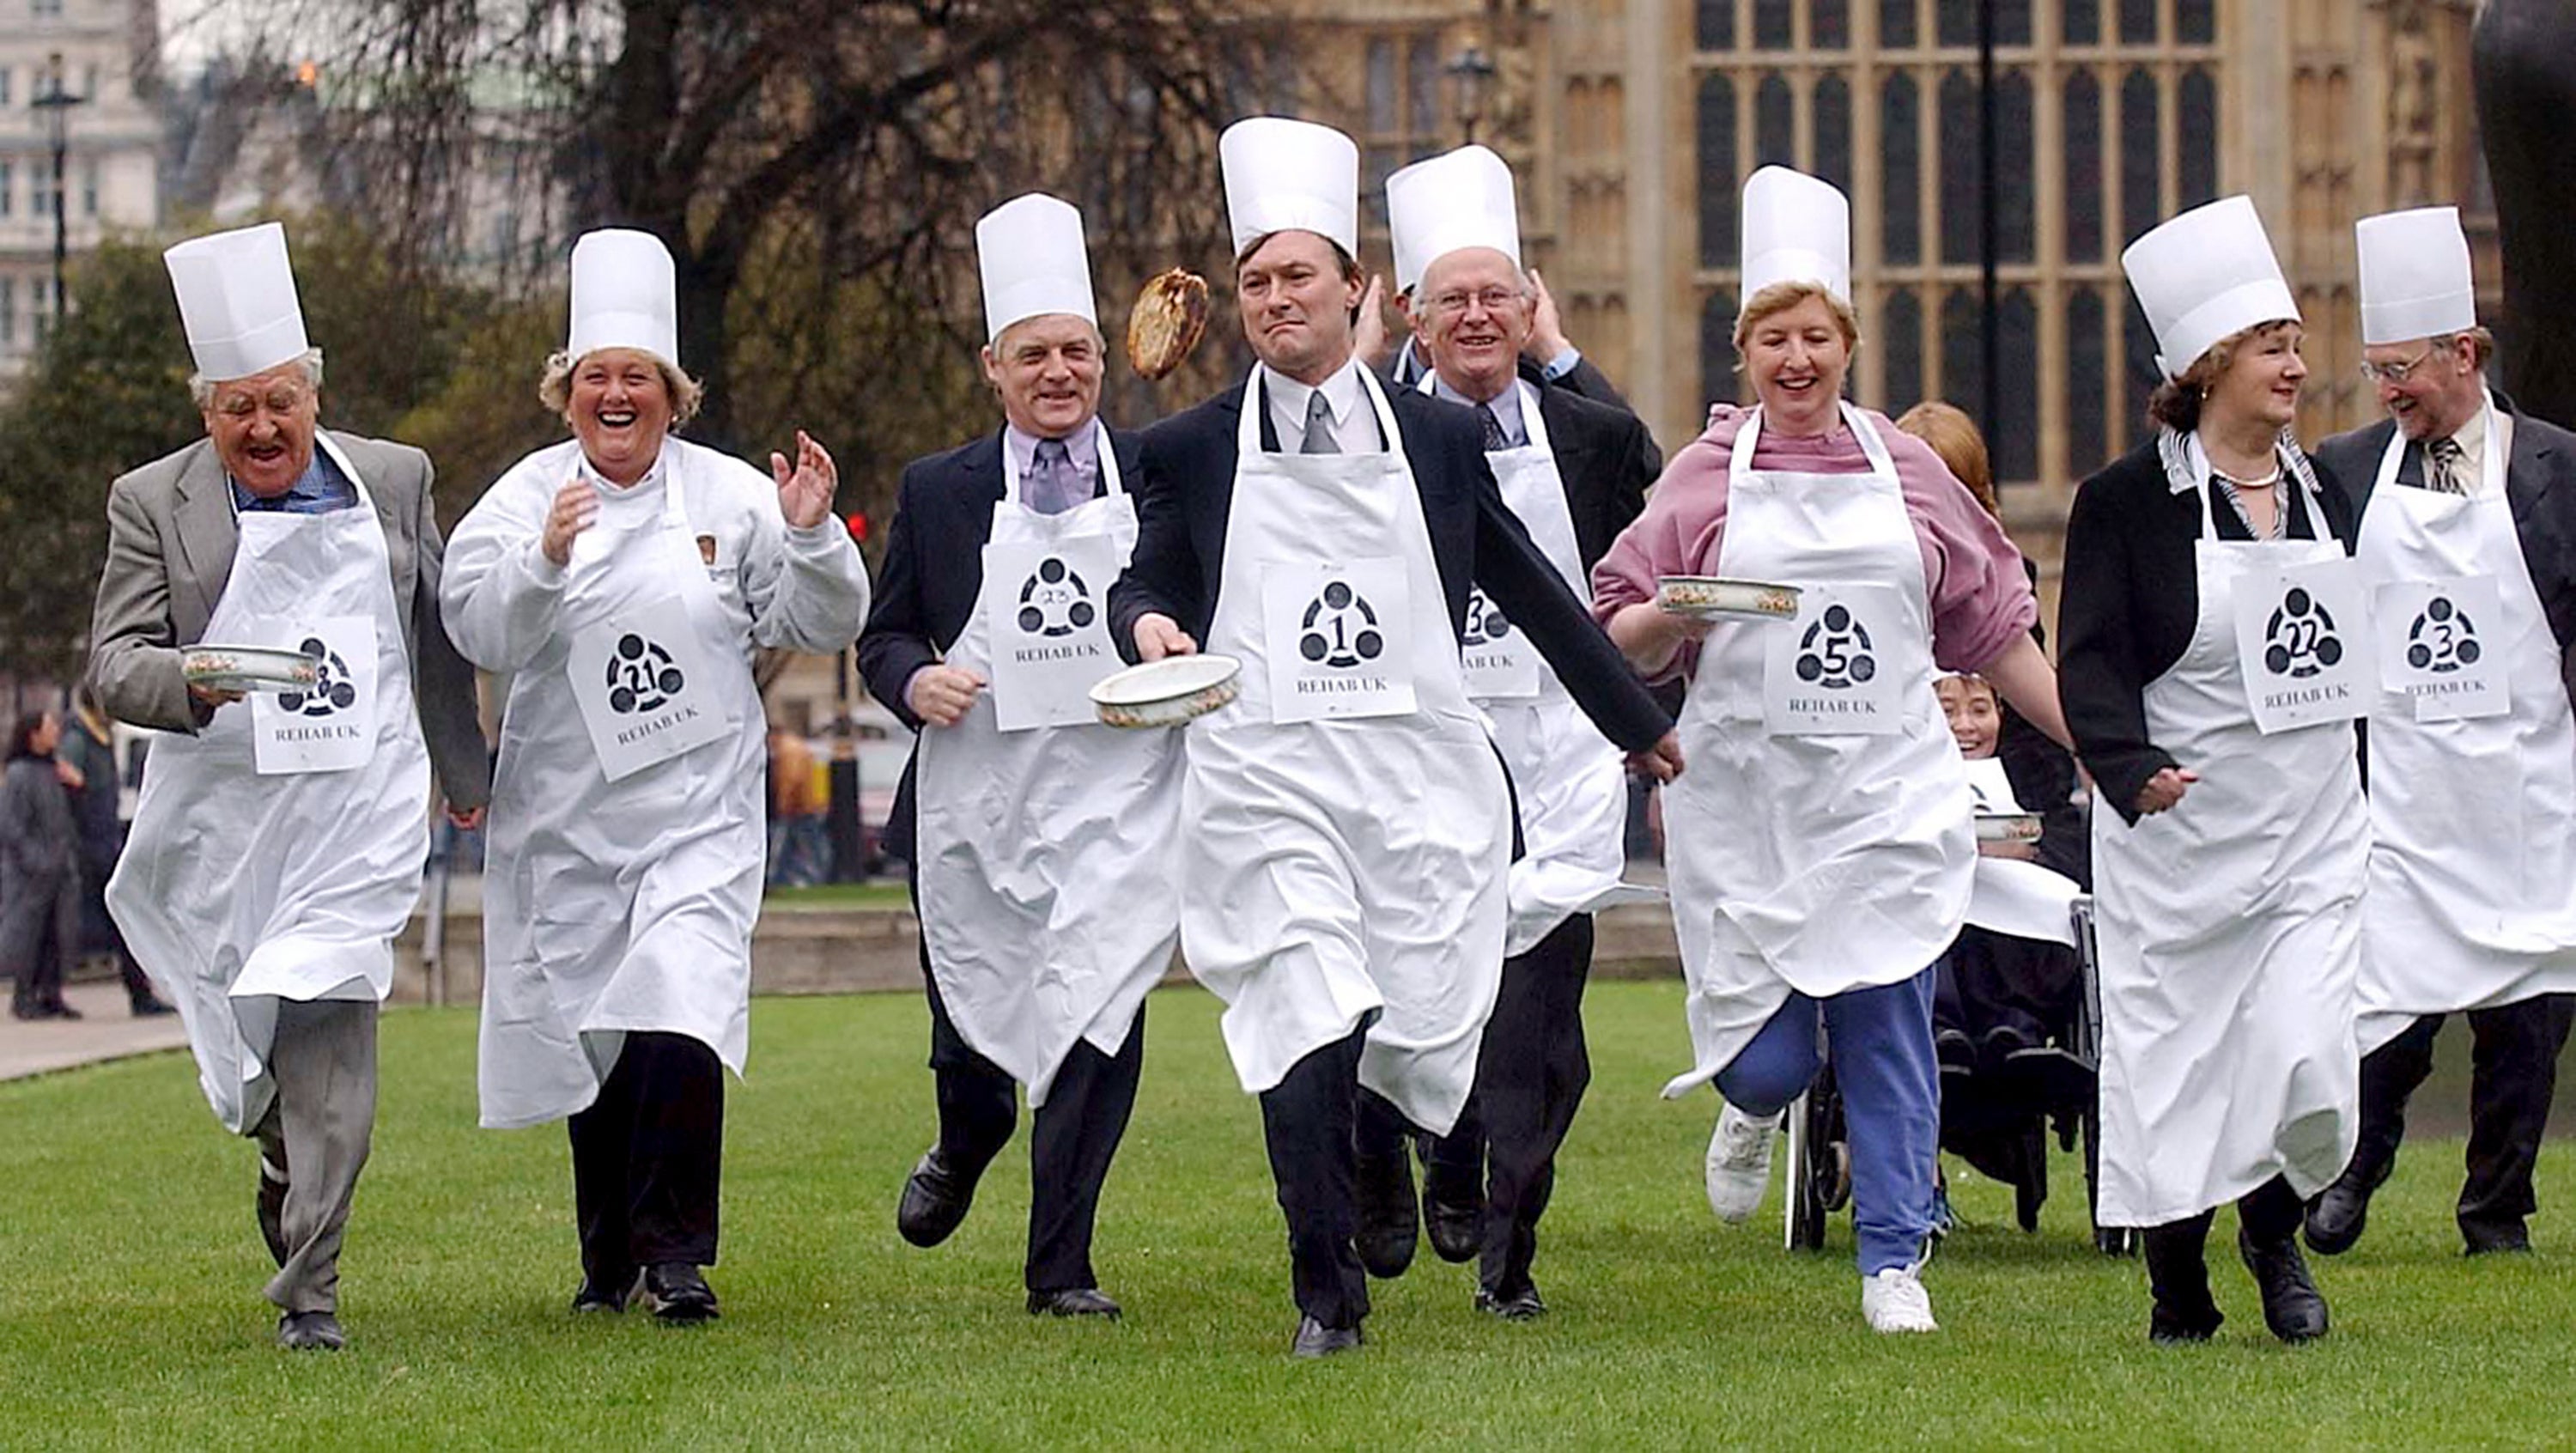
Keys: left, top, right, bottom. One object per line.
{"left": 1783, "top": 1069, "right": 1843, "bottom": 1252}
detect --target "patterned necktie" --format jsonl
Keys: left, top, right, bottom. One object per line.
{"left": 1301, "top": 390, "right": 1340, "bottom": 455}
{"left": 1027, "top": 437, "right": 1082, "bottom": 514}
{"left": 2426, "top": 436, "right": 2467, "bottom": 495}
{"left": 1477, "top": 401, "right": 1510, "bottom": 452}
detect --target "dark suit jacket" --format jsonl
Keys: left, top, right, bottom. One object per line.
{"left": 856, "top": 423, "right": 1146, "bottom": 858}
{"left": 2312, "top": 392, "right": 2576, "bottom": 652}
{"left": 1105, "top": 372, "right": 1671, "bottom": 752}
{"left": 85, "top": 430, "right": 491, "bottom": 810}
{"left": 1389, "top": 341, "right": 1639, "bottom": 422}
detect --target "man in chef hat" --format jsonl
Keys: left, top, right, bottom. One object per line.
{"left": 1109, "top": 116, "right": 1678, "bottom": 1358}
{"left": 2306, "top": 204, "right": 2576, "bottom": 1260}
{"left": 1351, "top": 143, "right": 1663, "bottom": 1320}
{"left": 858, "top": 193, "right": 1176, "bottom": 1322}
{"left": 86, "top": 221, "right": 490, "bottom": 1350}
{"left": 1376, "top": 174, "right": 1630, "bottom": 411}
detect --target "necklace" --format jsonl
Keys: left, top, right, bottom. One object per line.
{"left": 2214, "top": 463, "right": 2282, "bottom": 489}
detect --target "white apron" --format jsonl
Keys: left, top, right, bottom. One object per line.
{"left": 2354, "top": 411, "right": 2576, "bottom": 1053}
{"left": 914, "top": 423, "right": 1182, "bottom": 1105}
{"left": 1182, "top": 365, "right": 1512, "bottom": 1134}
{"left": 1421, "top": 376, "right": 1631, "bottom": 957}
{"left": 477, "top": 452, "right": 764, "bottom": 1129}
{"left": 109, "top": 446, "right": 431, "bottom": 1134}
{"left": 1659, "top": 404, "right": 1973, "bottom": 1097}
{"left": 2091, "top": 458, "right": 2366, "bottom": 1226}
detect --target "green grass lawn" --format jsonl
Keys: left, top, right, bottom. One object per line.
{"left": 3, "top": 981, "right": 2568, "bottom": 1450}
{"left": 762, "top": 881, "right": 914, "bottom": 911}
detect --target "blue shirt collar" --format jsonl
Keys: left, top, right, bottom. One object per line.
{"left": 230, "top": 442, "right": 356, "bottom": 514}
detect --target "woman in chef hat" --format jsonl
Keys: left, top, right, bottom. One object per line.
{"left": 441, "top": 229, "right": 872, "bottom": 1322}
{"left": 2057, "top": 195, "right": 2365, "bottom": 1345}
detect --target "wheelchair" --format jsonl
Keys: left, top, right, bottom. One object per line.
{"left": 1782, "top": 894, "right": 2138, "bottom": 1256}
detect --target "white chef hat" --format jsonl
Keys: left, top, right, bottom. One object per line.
{"left": 2355, "top": 205, "right": 2477, "bottom": 346}
{"left": 1221, "top": 117, "right": 1360, "bottom": 259}
{"left": 2122, "top": 195, "right": 2300, "bottom": 380}
{"left": 1388, "top": 145, "right": 1522, "bottom": 298}
{"left": 1739, "top": 166, "right": 1852, "bottom": 309}
{"left": 976, "top": 193, "right": 1097, "bottom": 343}
{"left": 164, "top": 222, "right": 309, "bottom": 382}
{"left": 568, "top": 228, "right": 679, "bottom": 368}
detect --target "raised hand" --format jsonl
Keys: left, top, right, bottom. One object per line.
{"left": 541, "top": 474, "right": 598, "bottom": 567}
{"left": 770, "top": 429, "right": 837, "bottom": 529}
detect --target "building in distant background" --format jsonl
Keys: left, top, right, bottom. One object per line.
{"left": 0, "top": 0, "right": 162, "bottom": 376}
{"left": 1282, "top": 0, "right": 2490, "bottom": 616}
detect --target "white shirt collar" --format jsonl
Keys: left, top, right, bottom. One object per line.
{"left": 2429, "top": 390, "right": 2499, "bottom": 496}
{"left": 1261, "top": 356, "right": 1378, "bottom": 453}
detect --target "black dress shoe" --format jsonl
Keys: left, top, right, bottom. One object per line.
{"left": 2148, "top": 1301, "right": 2223, "bottom": 1345}
{"left": 573, "top": 1268, "right": 639, "bottom": 1313}
{"left": 1423, "top": 1195, "right": 1480, "bottom": 1264}
{"left": 2302, "top": 1163, "right": 2387, "bottom": 1255}
{"left": 1028, "top": 1287, "right": 1122, "bottom": 1319}
{"left": 1353, "top": 1152, "right": 1419, "bottom": 1280}
{"left": 2462, "top": 1225, "right": 2533, "bottom": 1256}
{"left": 1935, "top": 1028, "right": 1975, "bottom": 1080}
{"left": 277, "top": 1310, "right": 346, "bottom": 1350}
{"left": 641, "top": 1262, "right": 720, "bottom": 1323}
{"left": 2239, "top": 1229, "right": 2328, "bottom": 1344}
{"left": 131, "top": 996, "right": 178, "bottom": 1017}
{"left": 896, "top": 1148, "right": 978, "bottom": 1249}
{"left": 1291, "top": 1315, "right": 1363, "bottom": 1358}
{"left": 2002, "top": 1043, "right": 2093, "bottom": 1107}
{"left": 1473, "top": 1284, "right": 1546, "bottom": 1321}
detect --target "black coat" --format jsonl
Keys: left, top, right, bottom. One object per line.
{"left": 1105, "top": 373, "right": 1671, "bottom": 753}
{"left": 856, "top": 423, "right": 1147, "bottom": 860}
{"left": 2057, "top": 437, "right": 2359, "bottom": 824}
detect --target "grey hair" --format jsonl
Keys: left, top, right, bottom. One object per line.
{"left": 189, "top": 347, "right": 324, "bottom": 410}
{"left": 535, "top": 349, "right": 705, "bottom": 427}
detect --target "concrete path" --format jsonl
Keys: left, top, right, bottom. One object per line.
{"left": 0, "top": 980, "right": 191, "bottom": 1083}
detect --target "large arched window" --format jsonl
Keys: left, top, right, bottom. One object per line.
{"left": 1815, "top": 75, "right": 1854, "bottom": 194}
{"left": 1698, "top": 75, "right": 1739, "bottom": 267}
{"left": 2063, "top": 70, "right": 2103, "bottom": 262}
{"left": 1695, "top": 0, "right": 1735, "bottom": 50}
{"left": 1702, "top": 289, "right": 1741, "bottom": 413}
{"left": 1997, "top": 287, "right": 2039, "bottom": 480}
{"left": 2123, "top": 291, "right": 2160, "bottom": 449}
{"left": 1811, "top": 0, "right": 1850, "bottom": 49}
{"left": 1939, "top": 70, "right": 1979, "bottom": 265}
{"left": 2178, "top": 67, "right": 2219, "bottom": 208}
{"left": 1881, "top": 287, "right": 1924, "bottom": 413}
{"left": 1941, "top": 287, "right": 1982, "bottom": 421}
{"left": 2120, "top": 67, "right": 2161, "bottom": 243}
{"left": 1755, "top": 0, "right": 1795, "bottom": 48}
{"left": 1997, "top": 70, "right": 2035, "bottom": 264}
{"left": 2066, "top": 286, "right": 2109, "bottom": 477}
{"left": 1757, "top": 73, "right": 1796, "bottom": 167}
{"left": 1880, "top": 0, "right": 1917, "bottom": 46}
{"left": 1881, "top": 71, "right": 1921, "bottom": 265}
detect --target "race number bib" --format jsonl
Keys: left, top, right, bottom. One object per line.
{"left": 566, "top": 593, "right": 732, "bottom": 781}
{"left": 2232, "top": 556, "right": 2374, "bottom": 733}
{"left": 983, "top": 534, "right": 1123, "bottom": 733}
{"left": 1458, "top": 586, "right": 1540, "bottom": 701}
{"left": 249, "top": 616, "right": 378, "bottom": 775}
{"left": 1261, "top": 556, "right": 1417, "bottom": 723}
{"left": 2374, "top": 575, "right": 2509, "bottom": 722}
{"left": 1764, "top": 584, "right": 1905, "bottom": 735}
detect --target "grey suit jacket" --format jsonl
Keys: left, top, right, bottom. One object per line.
{"left": 85, "top": 429, "right": 493, "bottom": 810}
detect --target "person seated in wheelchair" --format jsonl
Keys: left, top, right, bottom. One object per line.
{"left": 1931, "top": 672, "right": 2091, "bottom": 1104}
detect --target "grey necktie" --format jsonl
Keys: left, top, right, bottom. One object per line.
{"left": 1477, "top": 401, "right": 1510, "bottom": 452}
{"left": 1301, "top": 390, "right": 1340, "bottom": 455}
{"left": 2426, "top": 436, "right": 2467, "bottom": 495}
{"left": 1027, "top": 437, "right": 1082, "bottom": 514}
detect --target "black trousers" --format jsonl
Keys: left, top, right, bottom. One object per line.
{"left": 921, "top": 947, "right": 1145, "bottom": 1293}
{"left": 1261, "top": 1026, "right": 1375, "bottom": 1329}
{"left": 1424, "top": 913, "right": 1595, "bottom": 1297}
{"left": 1938, "top": 926, "right": 2081, "bottom": 1043}
{"left": 568, "top": 1030, "right": 723, "bottom": 1286}
{"left": 3, "top": 872, "right": 76, "bottom": 1016}
{"left": 2142, "top": 1174, "right": 2305, "bottom": 1312}
{"left": 2351, "top": 995, "right": 2576, "bottom": 1239}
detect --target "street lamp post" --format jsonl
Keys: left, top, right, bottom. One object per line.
{"left": 31, "top": 52, "right": 88, "bottom": 325}
{"left": 1447, "top": 46, "right": 1496, "bottom": 145}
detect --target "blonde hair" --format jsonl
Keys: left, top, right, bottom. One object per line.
{"left": 1733, "top": 281, "right": 1862, "bottom": 354}
{"left": 1893, "top": 401, "right": 1999, "bottom": 520}
{"left": 2147, "top": 318, "right": 2296, "bottom": 434}
{"left": 536, "top": 349, "right": 705, "bottom": 427}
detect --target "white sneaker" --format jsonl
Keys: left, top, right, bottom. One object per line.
{"left": 1703, "top": 1103, "right": 1777, "bottom": 1223}
{"left": 1862, "top": 1265, "right": 1939, "bottom": 1334}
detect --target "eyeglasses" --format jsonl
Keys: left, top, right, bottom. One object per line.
{"left": 1427, "top": 286, "right": 1523, "bottom": 319}
{"left": 2357, "top": 345, "right": 2437, "bottom": 385}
